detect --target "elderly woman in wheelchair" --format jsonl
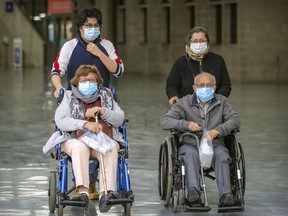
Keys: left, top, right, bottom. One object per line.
{"left": 160, "top": 72, "right": 244, "bottom": 212}
{"left": 44, "top": 65, "right": 131, "bottom": 214}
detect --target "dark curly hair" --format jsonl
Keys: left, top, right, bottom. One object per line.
{"left": 76, "top": 8, "right": 102, "bottom": 33}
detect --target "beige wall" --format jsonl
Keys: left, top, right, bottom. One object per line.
{"left": 95, "top": 0, "right": 288, "bottom": 83}
{"left": 0, "top": 1, "right": 44, "bottom": 68}
{"left": 238, "top": 0, "right": 288, "bottom": 83}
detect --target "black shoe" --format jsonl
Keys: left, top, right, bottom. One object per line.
{"left": 219, "top": 193, "right": 236, "bottom": 207}
{"left": 99, "top": 194, "right": 112, "bottom": 213}
{"left": 71, "top": 193, "right": 89, "bottom": 207}
{"left": 187, "top": 187, "right": 201, "bottom": 203}
{"left": 109, "top": 191, "right": 121, "bottom": 199}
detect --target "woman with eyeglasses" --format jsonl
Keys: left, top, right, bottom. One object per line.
{"left": 166, "top": 26, "right": 231, "bottom": 105}
{"left": 46, "top": 65, "right": 124, "bottom": 212}
{"left": 50, "top": 7, "right": 124, "bottom": 200}
{"left": 51, "top": 7, "right": 124, "bottom": 97}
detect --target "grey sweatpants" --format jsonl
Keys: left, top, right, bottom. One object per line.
{"left": 178, "top": 144, "right": 231, "bottom": 197}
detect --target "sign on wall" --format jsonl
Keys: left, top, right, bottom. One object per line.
{"left": 47, "top": 0, "right": 72, "bottom": 15}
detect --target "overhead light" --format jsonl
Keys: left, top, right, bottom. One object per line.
{"left": 33, "top": 16, "right": 41, "bottom": 21}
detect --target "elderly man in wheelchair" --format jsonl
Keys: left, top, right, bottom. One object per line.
{"left": 160, "top": 72, "right": 244, "bottom": 212}
{"left": 44, "top": 65, "right": 134, "bottom": 215}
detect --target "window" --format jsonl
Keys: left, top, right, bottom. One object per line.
{"left": 164, "top": 7, "right": 171, "bottom": 43}
{"left": 139, "top": 1, "right": 148, "bottom": 43}
{"left": 215, "top": 4, "right": 222, "bottom": 45}
{"left": 211, "top": 0, "right": 238, "bottom": 45}
{"left": 141, "top": 7, "right": 148, "bottom": 43}
{"left": 160, "top": 0, "right": 171, "bottom": 44}
{"left": 189, "top": 5, "right": 195, "bottom": 29}
{"left": 116, "top": 6, "right": 126, "bottom": 44}
{"left": 185, "top": 0, "right": 195, "bottom": 30}
{"left": 230, "top": 3, "right": 237, "bottom": 44}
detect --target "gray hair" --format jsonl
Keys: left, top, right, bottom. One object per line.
{"left": 194, "top": 72, "right": 216, "bottom": 84}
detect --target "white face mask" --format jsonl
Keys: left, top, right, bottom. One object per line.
{"left": 190, "top": 42, "right": 208, "bottom": 55}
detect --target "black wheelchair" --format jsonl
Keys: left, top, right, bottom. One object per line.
{"left": 158, "top": 130, "right": 245, "bottom": 213}
{"left": 48, "top": 89, "right": 134, "bottom": 216}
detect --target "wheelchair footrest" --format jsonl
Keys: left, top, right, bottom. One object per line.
{"left": 60, "top": 199, "right": 87, "bottom": 207}
{"left": 106, "top": 196, "right": 134, "bottom": 206}
{"left": 218, "top": 204, "right": 244, "bottom": 213}
{"left": 185, "top": 205, "right": 211, "bottom": 212}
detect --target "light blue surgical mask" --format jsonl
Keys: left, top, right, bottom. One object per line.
{"left": 83, "top": 27, "right": 100, "bottom": 41}
{"left": 196, "top": 87, "right": 215, "bottom": 102}
{"left": 78, "top": 82, "right": 98, "bottom": 96}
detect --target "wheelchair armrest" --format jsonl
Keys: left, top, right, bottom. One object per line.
{"left": 178, "top": 131, "right": 200, "bottom": 144}
{"left": 228, "top": 129, "right": 240, "bottom": 136}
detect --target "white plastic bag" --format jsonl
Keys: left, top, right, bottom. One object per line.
{"left": 79, "top": 129, "right": 116, "bottom": 155}
{"left": 199, "top": 131, "right": 214, "bottom": 168}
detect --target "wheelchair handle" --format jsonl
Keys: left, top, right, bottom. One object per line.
{"left": 57, "top": 88, "right": 65, "bottom": 105}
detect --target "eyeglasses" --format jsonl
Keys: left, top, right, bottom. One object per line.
{"left": 83, "top": 23, "right": 99, "bottom": 28}
{"left": 79, "top": 78, "right": 97, "bottom": 84}
{"left": 190, "top": 40, "right": 207, "bottom": 43}
{"left": 195, "top": 83, "right": 215, "bottom": 88}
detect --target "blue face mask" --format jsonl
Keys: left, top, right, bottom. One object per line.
{"left": 196, "top": 87, "right": 215, "bottom": 102}
{"left": 78, "top": 82, "right": 98, "bottom": 96}
{"left": 83, "top": 27, "right": 100, "bottom": 41}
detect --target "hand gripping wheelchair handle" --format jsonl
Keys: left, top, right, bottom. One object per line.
{"left": 57, "top": 88, "right": 65, "bottom": 105}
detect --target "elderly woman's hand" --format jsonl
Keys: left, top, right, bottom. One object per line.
{"left": 86, "top": 107, "right": 105, "bottom": 118}
{"left": 84, "top": 122, "right": 103, "bottom": 133}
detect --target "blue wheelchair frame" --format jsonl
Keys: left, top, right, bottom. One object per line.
{"left": 48, "top": 89, "right": 134, "bottom": 216}
{"left": 117, "top": 119, "right": 132, "bottom": 194}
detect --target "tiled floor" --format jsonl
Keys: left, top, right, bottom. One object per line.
{"left": 0, "top": 67, "right": 287, "bottom": 215}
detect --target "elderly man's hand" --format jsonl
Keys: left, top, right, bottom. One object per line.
{"left": 188, "top": 121, "right": 201, "bottom": 132}
{"left": 207, "top": 129, "right": 220, "bottom": 140}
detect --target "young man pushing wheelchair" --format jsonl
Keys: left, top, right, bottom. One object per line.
{"left": 161, "top": 72, "right": 241, "bottom": 208}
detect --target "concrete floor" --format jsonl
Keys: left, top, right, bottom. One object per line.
{"left": 0, "top": 67, "right": 287, "bottom": 216}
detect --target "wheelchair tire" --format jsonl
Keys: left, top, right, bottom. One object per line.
{"left": 238, "top": 141, "right": 246, "bottom": 196}
{"left": 158, "top": 137, "right": 173, "bottom": 206}
{"left": 124, "top": 203, "right": 131, "bottom": 216}
{"left": 230, "top": 141, "right": 246, "bottom": 201}
{"left": 48, "top": 171, "right": 57, "bottom": 212}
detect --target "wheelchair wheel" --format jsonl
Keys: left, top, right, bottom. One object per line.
{"left": 124, "top": 203, "right": 131, "bottom": 216}
{"left": 230, "top": 141, "right": 246, "bottom": 201}
{"left": 48, "top": 171, "right": 57, "bottom": 212}
{"left": 237, "top": 141, "right": 246, "bottom": 196}
{"left": 158, "top": 137, "right": 173, "bottom": 206}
